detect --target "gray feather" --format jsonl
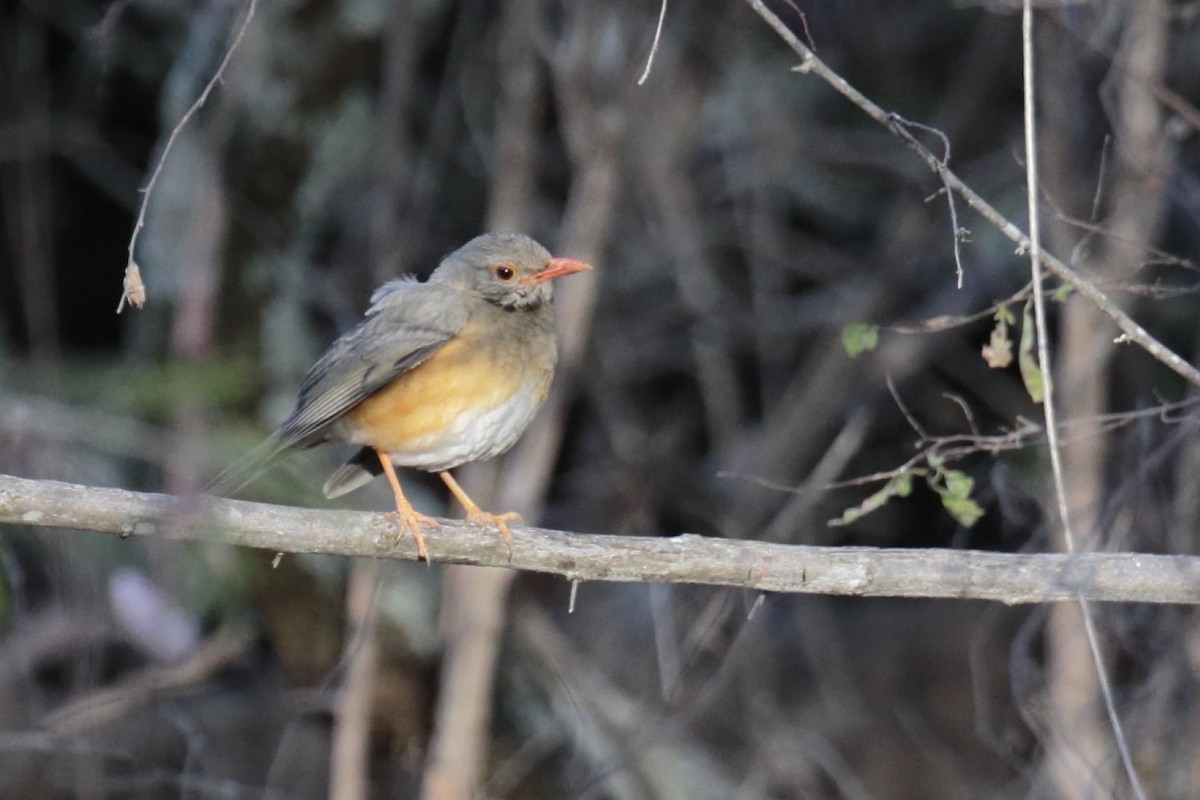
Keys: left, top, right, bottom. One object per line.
{"left": 322, "top": 455, "right": 379, "bottom": 499}
{"left": 368, "top": 276, "right": 419, "bottom": 308}
{"left": 208, "top": 282, "right": 467, "bottom": 496}
{"left": 205, "top": 431, "right": 292, "bottom": 496}
{"left": 275, "top": 282, "right": 469, "bottom": 448}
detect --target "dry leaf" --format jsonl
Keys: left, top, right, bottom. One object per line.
{"left": 117, "top": 263, "right": 146, "bottom": 313}
{"left": 982, "top": 318, "right": 1013, "bottom": 368}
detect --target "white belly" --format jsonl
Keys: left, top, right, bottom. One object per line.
{"left": 385, "top": 381, "right": 544, "bottom": 472}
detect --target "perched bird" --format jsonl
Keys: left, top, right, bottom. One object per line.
{"left": 209, "top": 232, "right": 591, "bottom": 561}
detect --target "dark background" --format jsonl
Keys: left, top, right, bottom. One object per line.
{"left": 2, "top": 1, "right": 1199, "bottom": 798}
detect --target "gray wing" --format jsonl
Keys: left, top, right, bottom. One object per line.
{"left": 206, "top": 281, "right": 467, "bottom": 495}
{"left": 277, "top": 281, "right": 469, "bottom": 446}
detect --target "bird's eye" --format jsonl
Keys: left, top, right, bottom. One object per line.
{"left": 493, "top": 265, "right": 516, "bottom": 282}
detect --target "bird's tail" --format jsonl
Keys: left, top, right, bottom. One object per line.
{"left": 322, "top": 446, "right": 382, "bottom": 499}
{"left": 205, "top": 432, "right": 294, "bottom": 497}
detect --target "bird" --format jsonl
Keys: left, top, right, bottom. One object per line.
{"left": 209, "top": 232, "right": 592, "bottom": 562}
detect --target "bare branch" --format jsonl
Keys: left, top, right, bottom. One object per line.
{"left": 1022, "top": 7, "right": 1146, "bottom": 798}
{"left": 637, "top": 0, "right": 668, "bottom": 86}
{"left": 748, "top": 0, "right": 1200, "bottom": 389}
{"left": 2, "top": 474, "right": 1199, "bottom": 605}
{"left": 121, "top": 0, "right": 257, "bottom": 312}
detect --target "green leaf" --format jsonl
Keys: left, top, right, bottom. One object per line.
{"left": 941, "top": 469, "right": 974, "bottom": 499}
{"left": 1019, "top": 299, "right": 1044, "bottom": 403}
{"left": 926, "top": 465, "right": 984, "bottom": 527}
{"left": 829, "top": 473, "right": 912, "bottom": 527}
{"left": 941, "top": 494, "right": 985, "bottom": 527}
{"left": 995, "top": 305, "right": 1016, "bottom": 326}
{"left": 841, "top": 323, "right": 879, "bottom": 358}
{"left": 930, "top": 468, "right": 983, "bottom": 527}
{"left": 1052, "top": 283, "right": 1074, "bottom": 303}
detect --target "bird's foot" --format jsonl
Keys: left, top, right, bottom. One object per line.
{"left": 385, "top": 508, "right": 440, "bottom": 564}
{"left": 467, "top": 509, "right": 520, "bottom": 556}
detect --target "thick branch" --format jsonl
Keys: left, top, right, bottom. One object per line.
{"left": 2, "top": 474, "right": 1198, "bottom": 604}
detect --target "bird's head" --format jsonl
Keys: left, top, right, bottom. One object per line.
{"left": 432, "top": 232, "right": 591, "bottom": 310}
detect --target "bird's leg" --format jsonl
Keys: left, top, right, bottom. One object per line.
{"left": 375, "top": 449, "right": 437, "bottom": 563}
{"left": 438, "top": 470, "right": 520, "bottom": 553}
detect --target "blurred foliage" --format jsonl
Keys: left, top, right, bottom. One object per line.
{"left": 839, "top": 322, "right": 879, "bottom": 358}
{"left": 16, "top": 356, "right": 261, "bottom": 417}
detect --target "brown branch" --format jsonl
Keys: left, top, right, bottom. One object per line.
{"left": 743, "top": 0, "right": 1200, "bottom": 389}
{"left": 329, "top": 558, "right": 381, "bottom": 800}
{"left": 41, "top": 626, "right": 255, "bottom": 735}
{"left": 2, "top": 474, "right": 1199, "bottom": 605}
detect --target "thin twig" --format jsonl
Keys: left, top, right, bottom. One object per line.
{"left": 893, "top": 113, "right": 967, "bottom": 288}
{"left": 2, "top": 474, "right": 1200, "bottom": 605}
{"left": 746, "top": 0, "right": 1200, "bottom": 388}
{"left": 886, "top": 285, "right": 1032, "bottom": 334}
{"left": 1021, "top": 6, "right": 1148, "bottom": 799}
{"left": 120, "top": 0, "right": 258, "bottom": 313}
{"left": 1057, "top": 213, "right": 1193, "bottom": 273}
{"left": 1023, "top": 5, "right": 1070, "bottom": 550}
{"left": 886, "top": 375, "right": 929, "bottom": 440}
{"left": 723, "top": 395, "right": 1200, "bottom": 499}
{"left": 941, "top": 393, "right": 981, "bottom": 439}
{"left": 637, "top": 0, "right": 668, "bottom": 85}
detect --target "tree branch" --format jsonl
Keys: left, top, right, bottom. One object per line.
{"left": 2, "top": 474, "right": 1198, "bottom": 604}
{"left": 743, "top": 0, "right": 1200, "bottom": 389}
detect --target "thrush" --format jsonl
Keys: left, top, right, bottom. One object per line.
{"left": 210, "top": 232, "right": 591, "bottom": 561}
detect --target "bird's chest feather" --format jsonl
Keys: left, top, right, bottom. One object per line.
{"left": 342, "top": 308, "right": 555, "bottom": 470}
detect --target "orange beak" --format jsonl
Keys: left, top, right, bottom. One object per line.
{"left": 521, "top": 257, "right": 592, "bottom": 285}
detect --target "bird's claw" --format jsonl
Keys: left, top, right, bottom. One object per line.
{"left": 467, "top": 510, "right": 520, "bottom": 557}
{"left": 385, "top": 509, "right": 440, "bottom": 564}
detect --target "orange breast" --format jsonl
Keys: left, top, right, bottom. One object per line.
{"left": 342, "top": 318, "right": 552, "bottom": 466}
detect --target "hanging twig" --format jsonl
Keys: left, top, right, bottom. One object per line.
{"left": 119, "top": 0, "right": 258, "bottom": 313}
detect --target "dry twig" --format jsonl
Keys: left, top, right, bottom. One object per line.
{"left": 42, "top": 626, "right": 255, "bottom": 735}
{"left": 120, "top": 0, "right": 257, "bottom": 312}
{"left": 1020, "top": 9, "right": 1145, "bottom": 798}
{"left": 745, "top": 0, "right": 1200, "bottom": 389}
{"left": 637, "top": 0, "right": 668, "bottom": 85}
